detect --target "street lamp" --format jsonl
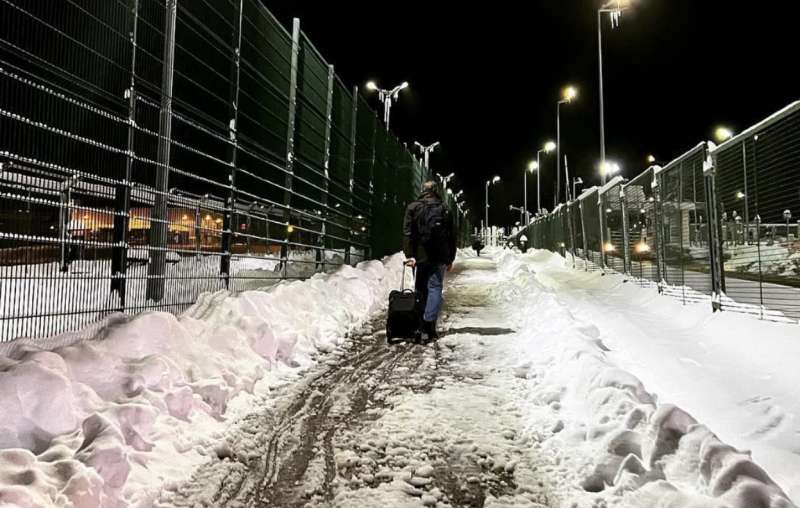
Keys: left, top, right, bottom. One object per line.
{"left": 436, "top": 172, "right": 455, "bottom": 195}
{"left": 557, "top": 86, "right": 577, "bottom": 207}
{"left": 646, "top": 154, "right": 657, "bottom": 165}
{"left": 598, "top": 0, "right": 633, "bottom": 186}
{"left": 485, "top": 175, "right": 501, "bottom": 232}
{"left": 714, "top": 126, "right": 735, "bottom": 143}
{"left": 600, "top": 160, "right": 622, "bottom": 179}
{"left": 414, "top": 141, "right": 440, "bottom": 171}
{"left": 572, "top": 177, "right": 584, "bottom": 201}
{"left": 530, "top": 140, "right": 557, "bottom": 220}
{"left": 509, "top": 204, "right": 525, "bottom": 226}
{"left": 366, "top": 80, "right": 409, "bottom": 131}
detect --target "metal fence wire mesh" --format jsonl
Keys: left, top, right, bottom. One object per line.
{"left": 0, "top": 0, "right": 468, "bottom": 342}
{"left": 516, "top": 101, "right": 800, "bottom": 324}
{"left": 622, "top": 167, "right": 659, "bottom": 285}
{"left": 713, "top": 103, "right": 800, "bottom": 321}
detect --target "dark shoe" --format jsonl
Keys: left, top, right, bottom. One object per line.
{"left": 422, "top": 320, "right": 439, "bottom": 341}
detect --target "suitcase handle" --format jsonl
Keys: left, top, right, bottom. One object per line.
{"left": 401, "top": 264, "right": 416, "bottom": 291}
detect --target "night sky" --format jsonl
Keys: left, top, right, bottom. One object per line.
{"left": 266, "top": 1, "right": 800, "bottom": 228}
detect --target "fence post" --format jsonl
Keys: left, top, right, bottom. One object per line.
{"left": 280, "top": 18, "right": 301, "bottom": 277}
{"left": 653, "top": 173, "right": 666, "bottom": 290}
{"left": 598, "top": 193, "right": 607, "bottom": 272}
{"left": 345, "top": 85, "right": 358, "bottom": 265}
{"left": 318, "top": 64, "right": 334, "bottom": 272}
{"left": 367, "top": 115, "right": 377, "bottom": 260}
{"left": 220, "top": 0, "right": 244, "bottom": 290}
{"left": 620, "top": 186, "right": 631, "bottom": 275}
{"left": 145, "top": 0, "right": 178, "bottom": 302}
{"left": 705, "top": 151, "right": 724, "bottom": 311}
{"left": 579, "top": 200, "right": 589, "bottom": 271}
{"left": 111, "top": 0, "right": 140, "bottom": 309}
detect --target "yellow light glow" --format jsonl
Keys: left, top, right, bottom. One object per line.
{"left": 604, "top": 242, "right": 616, "bottom": 253}
{"left": 646, "top": 155, "right": 656, "bottom": 164}
{"left": 528, "top": 161, "right": 539, "bottom": 172}
{"left": 182, "top": 214, "right": 189, "bottom": 221}
{"left": 635, "top": 242, "right": 651, "bottom": 254}
{"left": 715, "top": 126, "right": 734, "bottom": 142}
{"left": 205, "top": 215, "right": 212, "bottom": 221}
{"left": 544, "top": 141, "right": 557, "bottom": 152}
{"left": 736, "top": 191, "right": 746, "bottom": 199}
{"left": 215, "top": 218, "right": 223, "bottom": 224}
{"left": 286, "top": 224, "right": 294, "bottom": 233}
{"left": 562, "top": 86, "right": 578, "bottom": 102}
{"left": 366, "top": 81, "right": 377, "bottom": 91}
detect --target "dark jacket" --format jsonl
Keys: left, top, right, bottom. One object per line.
{"left": 403, "top": 192, "right": 456, "bottom": 265}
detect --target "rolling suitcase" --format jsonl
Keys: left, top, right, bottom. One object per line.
{"left": 386, "top": 266, "right": 419, "bottom": 342}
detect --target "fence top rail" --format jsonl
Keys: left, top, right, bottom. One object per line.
{"left": 622, "top": 166, "right": 655, "bottom": 191}
{"left": 655, "top": 142, "right": 707, "bottom": 177}
{"left": 577, "top": 186, "right": 600, "bottom": 201}
{"left": 598, "top": 175, "right": 625, "bottom": 196}
{"left": 711, "top": 100, "right": 800, "bottom": 154}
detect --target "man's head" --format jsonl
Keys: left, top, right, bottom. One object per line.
{"left": 421, "top": 180, "right": 439, "bottom": 196}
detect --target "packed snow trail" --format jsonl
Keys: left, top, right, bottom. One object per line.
{"left": 162, "top": 257, "right": 558, "bottom": 507}
{"left": 158, "top": 250, "right": 795, "bottom": 508}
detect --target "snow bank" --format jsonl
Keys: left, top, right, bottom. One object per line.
{"left": 491, "top": 248, "right": 796, "bottom": 507}
{"left": 0, "top": 254, "right": 404, "bottom": 506}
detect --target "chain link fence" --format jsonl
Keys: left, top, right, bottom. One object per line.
{"left": 518, "top": 100, "right": 800, "bottom": 324}
{"left": 0, "top": 0, "right": 470, "bottom": 342}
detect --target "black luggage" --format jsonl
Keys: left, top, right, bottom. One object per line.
{"left": 386, "top": 266, "right": 419, "bottom": 342}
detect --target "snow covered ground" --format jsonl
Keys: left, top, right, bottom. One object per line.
{"left": 0, "top": 247, "right": 797, "bottom": 507}
{"left": 0, "top": 254, "right": 404, "bottom": 506}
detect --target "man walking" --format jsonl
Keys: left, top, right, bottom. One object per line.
{"left": 403, "top": 181, "right": 456, "bottom": 342}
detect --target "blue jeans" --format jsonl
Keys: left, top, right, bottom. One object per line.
{"left": 415, "top": 263, "right": 446, "bottom": 323}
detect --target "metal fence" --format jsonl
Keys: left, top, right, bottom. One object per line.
{"left": 519, "top": 100, "right": 800, "bottom": 323}
{"left": 0, "top": 0, "right": 469, "bottom": 342}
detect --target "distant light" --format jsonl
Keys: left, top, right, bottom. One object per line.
{"left": 736, "top": 191, "right": 746, "bottom": 199}
{"left": 605, "top": 208, "right": 613, "bottom": 213}
{"left": 361, "top": 226, "right": 366, "bottom": 232}
{"left": 447, "top": 188, "right": 453, "bottom": 195}
{"left": 646, "top": 155, "right": 656, "bottom": 164}
{"left": 215, "top": 218, "right": 223, "bottom": 224}
{"left": 287, "top": 224, "right": 294, "bottom": 233}
{"left": 492, "top": 175, "right": 501, "bottom": 184}
{"left": 205, "top": 215, "right": 212, "bottom": 221}
{"left": 544, "top": 141, "right": 557, "bottom": 153}
{"left": 604, "top": 242, "right": 616, "bottom": 252}
{"left": 399, "top": 81, "right": 409, "bottom": 90}
{"left": 182, "top": 214, "right": 189, "bottom": 221}
{"left": 562, "top": 86, "right": 578, "bottom": 102}
{"left": 635, "top": 242, "right": 651, "bottom": 254}
{"left": 366, "top": 81, "right": 377, "bottom": 91}
{"left": 715, "top": 126, "right": 734, "bottom": 142}
{"left": 528, "top": 161, "right": 539, "bottom": 172}
{"left": 600, "top": 161, "right": 621, "bottom": 176}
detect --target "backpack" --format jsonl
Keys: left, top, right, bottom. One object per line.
{"left": 417, "top": 200, "right": 450, "bottom": 260}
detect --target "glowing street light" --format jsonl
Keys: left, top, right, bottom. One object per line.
{"left": 485, "top": 175, "right": 501, "bottom": 230}
{"left": 436, "top": 171, "right": 456, "bottom": 194}
{"left": 557, "top": 87, "right": 577, "bottom": 206}
{"left": 528, "top": 139, "right": 557, "bottom": 222}
{"left": 646, "top": 154, "right": 657, "bottom": 165}
{"left": 598, "top": 0, "right": 635, "bottom": 186}
{"left": 414, "top": 141, "right": 440, "bottom": 170}
{"left": 715, "top": 126, "right": 735, "bottom": 143}
{"left": 366, "top": 80, "right": 409, "bottom": 131}
{"left": 600, "top": 160, "right": 622, "bottom": 177}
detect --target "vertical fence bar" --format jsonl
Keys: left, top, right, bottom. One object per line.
{"left": 598, "top": 195, "right": 607, "bottom": 272}
{"left": 318, "top": 64, "right": 334, "bottom": 272}
{"left": 346, "top": 85, "right": 359, "bottom": 266}
{"left": 620, "top": 187, "right": 631, "bottom": 275}
{"left": 580, "top": 201, "right": 589, "bottom": 271}
{"left": 146, "top": 0, "right": 178, "bottom": 302}
{"left": 281, "top": 18, "right": 301, "bottom": 277}
{"left": 367, "top": 115, "right": 377, "bottom": 260}
{"left": 705, "top": 152, "right": 724, "bottom": 311}
{"left": 220, "top": 0, "right": 244, "bottom": 289}
{"left": 111, "top": 0, "right": 140, "bottom": 309}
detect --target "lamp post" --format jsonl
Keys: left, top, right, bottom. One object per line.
{"left": 366, "top": 81, "right": 409, "bottom": 131}
{"left": 485, "top": 175, "right": 501, "bottom": 234}
{"left": 414, "top": 141, "right": 440, "bottom": 171}
{"left": 509, "top": 204, "right": 525, "bottom": 227}
{"left": 527, "top": 140, "right": 556, "bottom": 224}
{"left": 557, "top": 86, "right": 577, "bottom": 207}
{"left": 437, "top": 172, "right": 455, "bottom": 194}
{"left": 572, "top": 177, "right": 584, "bottom": 202}
{"left": 598, "top": 0, "right": 632, "bottom": 185}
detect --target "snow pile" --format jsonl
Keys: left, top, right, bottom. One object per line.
{"left": 493, "top": 248, "right": 796, "bottom": 507}
{"left": 0, "top": 254, "right": 404, "bottom": 506}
